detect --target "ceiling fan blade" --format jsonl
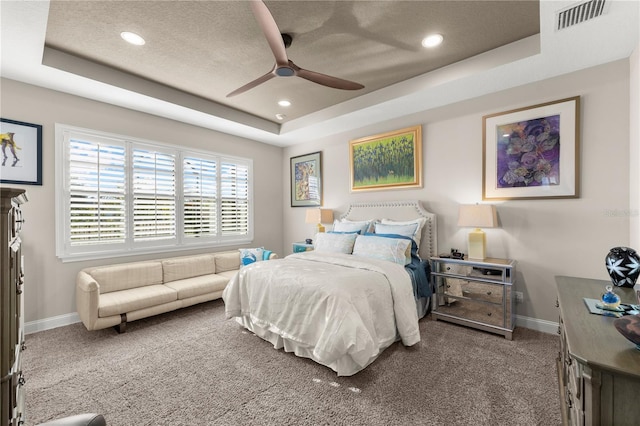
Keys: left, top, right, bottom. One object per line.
{"left": 295, "top": 64, "right": 365, "bottom": 91}
{"left": 226, "top": 70, "right": 276, "bottom": 97}
{"left": 250, "top": 0, "right": 288, "bottom": 66}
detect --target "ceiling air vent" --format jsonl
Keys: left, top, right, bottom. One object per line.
{"left": 556, "top": 0, "right": 608, "bottom": 30}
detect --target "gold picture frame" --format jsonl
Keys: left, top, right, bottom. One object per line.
{"left": 482, "top": 96, "right": 580, "bottom": 200}
{"left": 349, "top": 125, "right": 422, "bottom": 192}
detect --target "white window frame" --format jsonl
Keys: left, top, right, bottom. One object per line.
{"left": 55, "top": 124, "right": 254, "bottom": 262}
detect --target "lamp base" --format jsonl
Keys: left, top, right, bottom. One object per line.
{"left": 467, "top": 228, "right": 487, "bottom": 259}
{"left": 316, "top": 223, "right": 326, "bottom": 233}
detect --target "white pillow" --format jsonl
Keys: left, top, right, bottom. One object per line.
{"left": 314, "top": 232, "right": 358, "bottom": 254}
{"left": 332, "top": 219, "right": 373, "bottom": 235}
{"left": 352, "top": 235, "right": 412, "bottom": 265}
{"left": 379, "top": 217, "right": 427, "bottom": 248}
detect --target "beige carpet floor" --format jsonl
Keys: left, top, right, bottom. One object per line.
{"left": 23, "top": 299, "right": 561, "bottom": 425}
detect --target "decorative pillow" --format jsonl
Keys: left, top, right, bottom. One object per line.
{"left": 380, "top": 218, "right": 427, "bottom": 248}
{"left": 366, "top": 232, "right": 414, "bottom": 265}
{"left": 352, "top": 235, "right": 412, "bottom": 265}
{"left": 374, "top": 222, "right": 419, "bottom": 243}
{"left": 239, "top": 247, "right": 264, "bottom": 267}
{"left": 314, "top": 232, "right": 358, "bottom": 254}
{"left": 332, "top": 219, "right": 375, "bottom": 235}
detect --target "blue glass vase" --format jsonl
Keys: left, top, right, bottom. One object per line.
{"left": 601, "top": 285, "right": 621, "bottom": 309}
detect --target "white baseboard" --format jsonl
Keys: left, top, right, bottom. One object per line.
{"left": 24, "top": 311, "right": 560, "bottom": 336}
{"left": 25, "top": 312, "right": 81, "bottom": 335}
{"left": 516, "top": 315, "right": 559, "bottom": 335}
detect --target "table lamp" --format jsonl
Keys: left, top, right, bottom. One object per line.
{"left": 305, "top": 208, "right": 333, "bottom": 234}
{"left": 457, "top": 204, "right": 498, "bottom": 260}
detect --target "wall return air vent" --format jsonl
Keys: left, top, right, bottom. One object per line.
{"left": 556, "top": 0, "right": 608, "bottom": 30}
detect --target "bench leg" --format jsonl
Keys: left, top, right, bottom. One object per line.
{"left": 114, "top": 313, "right": 127, "bottom": 334}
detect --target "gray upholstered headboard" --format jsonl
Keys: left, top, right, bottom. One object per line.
{"left": 339, "top": 200, "right": 437, "bottom": 260}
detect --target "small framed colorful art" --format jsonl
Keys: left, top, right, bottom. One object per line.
{"left": 482, "top": 96, "right": 580, "bottom": 200}
{"left": 290, "top": 151, "right": 322, "bottom": 207}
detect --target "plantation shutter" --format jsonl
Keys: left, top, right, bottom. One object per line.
{"left": 220, "top": 161, "right": 249, "bottom": 236}
{"left": 132, "top": 147, "right": 176, "bottom": 241}
{"left": 183, "top": 157, "right": 217, "bottom": 237}
{"left": 67, "top": 134, "right": 126, "bottom": 246}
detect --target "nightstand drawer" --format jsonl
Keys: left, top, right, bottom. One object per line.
{"left": 460, "top": 280, "right": 504, "bottom": 304}
{"left": 436, "top": 298, "right": 507, "bottom": 328}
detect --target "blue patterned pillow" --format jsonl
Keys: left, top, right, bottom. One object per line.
{"left": 239, "top": 247, "right": 264, "bottom": 267}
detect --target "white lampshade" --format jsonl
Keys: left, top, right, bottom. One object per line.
{"left": 458, "top": 204, "right": 498, "bottom": 228}
{"left": 305, "top": 208, "right": 333, "bottom": 233}
{"left": 458, "top": 204, "right": 498, "bottom": 259}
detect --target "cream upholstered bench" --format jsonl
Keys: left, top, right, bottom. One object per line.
{"left": 76, "top": 249, "right": 276, "bottom": 332}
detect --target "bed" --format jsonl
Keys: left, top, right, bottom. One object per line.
{"left": 222, "top": 200, "right": 437, "bottom": 376}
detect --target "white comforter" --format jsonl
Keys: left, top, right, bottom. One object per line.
{"left": 222, "top": 251, "right": 420, "bottom": 376}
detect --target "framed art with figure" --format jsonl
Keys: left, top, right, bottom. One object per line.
{"left": 0, "top": 118, "right": 43, "bottom": 186}
{"left": 290, "top": 151, "right": 322, "bottom": 207}
{"left": 482, "top": 96, "right": 580, "bottom": 200}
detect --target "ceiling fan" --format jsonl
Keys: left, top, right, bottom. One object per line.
{"left": 226, "top": 0, "right": 365, "bottom": 98}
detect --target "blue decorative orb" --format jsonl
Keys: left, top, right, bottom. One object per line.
{"left": 601, "top": 285, "right": 621, "bottom": 307}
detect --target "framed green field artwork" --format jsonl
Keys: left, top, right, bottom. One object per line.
{"left": 349, "top": 125, "right": 422, "bottom": 192}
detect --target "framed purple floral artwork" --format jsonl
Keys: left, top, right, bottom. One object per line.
{"left": 482, "top": 96, "right": 580, "bottom": 200}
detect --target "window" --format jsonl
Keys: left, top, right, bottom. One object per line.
{"left": 56, "top": 124, "right": 253, "bottom": 261}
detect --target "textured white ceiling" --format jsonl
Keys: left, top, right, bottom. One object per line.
{"left": 43, "top": 1, "right": 539, "bottom": 122}
{"left": 1, "top": 1, "right": 638, "bottom": 146}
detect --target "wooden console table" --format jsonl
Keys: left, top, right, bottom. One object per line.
{"left": 556, "top": 275, "right": 640, "bottom": 425}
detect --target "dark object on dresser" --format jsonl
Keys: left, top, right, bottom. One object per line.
{"left": 0, "top": 187, "right": 27, "bottom": 425}
{"left": 605, "top": 246, "right": 640, "bottom": 287}
{"left": 37, "top": 413, "right": 106, "bottom": 426}
{"left": 613, "top": 314, "right": 640, "bottom": 350}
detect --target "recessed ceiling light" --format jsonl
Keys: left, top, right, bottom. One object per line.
{"left": 421, "top": 33, "right": 443, "bottom": 48}
{"left": 121, "top": 31, "right": 145, "bottom": 46}
{"left": 278, "top": 100, "right": 291, "bottom": 107}
{"left": 275, "top": 113, "right": 286, "bottom": 120}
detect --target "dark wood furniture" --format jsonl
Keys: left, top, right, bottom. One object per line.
{"left": 1, "top": 187, "right": 27, "bottom": 426}
{"left": 556, "top": 275, "right": 640, "bottom": 425}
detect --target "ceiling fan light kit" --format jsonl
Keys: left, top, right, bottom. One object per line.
{"left": 226, "top": 0, "right": 364, "bottom": 98}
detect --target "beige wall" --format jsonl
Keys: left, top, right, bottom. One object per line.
{"left": 0, "top": 78, "right": 284, "bottom": 325}
{"left": 1, "top": 57, "right": 634, "bottom": 328}
{"left": 630, "top": 41, "right": 640, "bottom": 250}
{"left": 283, "top": 59, "right": 632, "bottom": 325}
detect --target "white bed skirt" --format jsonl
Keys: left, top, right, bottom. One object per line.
{"left": 236, "top": 315, "right": 397, "bottom": 376}
{"left": 234, "top": 293, "right": 429, "bottom": 377}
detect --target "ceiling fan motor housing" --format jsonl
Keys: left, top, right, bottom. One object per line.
{"left": 276, "top": 66, "right": 295, "bottom": 77}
